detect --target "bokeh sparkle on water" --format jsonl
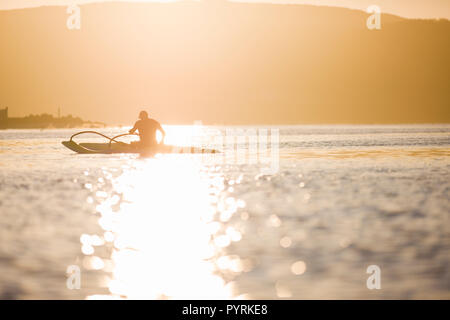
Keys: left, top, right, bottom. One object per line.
{"left": 0, "top": 125, "right": 449, "bottom": 299}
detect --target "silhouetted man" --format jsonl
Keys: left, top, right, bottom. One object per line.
{"left": 129, "top": 111, "right": 165, "bottom": 147}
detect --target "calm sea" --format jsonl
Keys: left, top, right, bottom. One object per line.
{"left": 0, "top": 125, "right": 449, "bottom": 299}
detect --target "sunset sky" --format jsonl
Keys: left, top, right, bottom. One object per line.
{"left": 1, "top": 0, "right": 450, "bottom": 19}
{"left": 1, "top": 0, "right": 448, "bottom": 124}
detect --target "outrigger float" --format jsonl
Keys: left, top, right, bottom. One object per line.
{"left": 61, "top": 131, "right": 219, "bottom": 154}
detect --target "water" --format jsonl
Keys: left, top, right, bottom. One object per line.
{"left": 0, "top": 125, "right": 449, "bottom": 299}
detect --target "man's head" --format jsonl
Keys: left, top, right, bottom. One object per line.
{"left": 139, "top": 111, "right": 149, "bottom": 120}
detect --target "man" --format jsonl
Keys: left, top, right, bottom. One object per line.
{"left": 129, "top": 111, "right": 166, "bottom": 147}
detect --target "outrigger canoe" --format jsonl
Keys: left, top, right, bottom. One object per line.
{"left": 62, "top": 131, "right": 219, "bottom": 154}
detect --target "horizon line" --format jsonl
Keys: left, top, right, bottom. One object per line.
{"left": 0, "top": 0, "right": 449, "bottom": 21}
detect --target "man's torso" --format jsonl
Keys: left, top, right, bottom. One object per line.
{"left": 135, "top": 118, "right": 159, "bottom": 145}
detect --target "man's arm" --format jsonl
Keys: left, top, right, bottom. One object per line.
{"left": 157, "top": 123, "right": 166, "bottom": 143}
{"left": 129, "top": 121, "right": 139, "bottom": 134}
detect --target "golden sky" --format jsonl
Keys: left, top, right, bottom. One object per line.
{"left": 1, "top": 0, "right": 450, "bottom": 19}
{"left": 1, "top": 1, "right": 449, "bottom": 124}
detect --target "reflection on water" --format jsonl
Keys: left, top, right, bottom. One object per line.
{"left": 283, "top": 148, "right": 450, "bottom": 159}
{"left": 83, "top": 155, "right": 244, "bottom": 299}
{"left": 0, "top": 125, "right": 449, "bottom": 299}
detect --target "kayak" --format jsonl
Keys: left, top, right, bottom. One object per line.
{"left": 61, "top": 131, "right": 219, "bottom": 154}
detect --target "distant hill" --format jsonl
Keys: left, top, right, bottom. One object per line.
{"left": 0, "top": 2, "right": 449, "bottom": 125}
{"left": 0, "top": 111, "right": 105, "bottom": 129}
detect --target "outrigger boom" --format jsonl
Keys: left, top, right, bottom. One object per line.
{"left": 61, "top": 130, "right": 219, "bottom": 154}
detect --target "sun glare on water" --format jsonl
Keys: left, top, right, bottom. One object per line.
{"left": 83, "top": 139, "right": 243, "bottom": 299}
